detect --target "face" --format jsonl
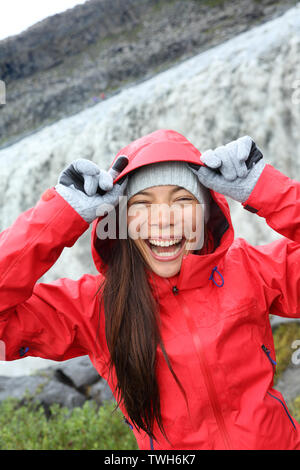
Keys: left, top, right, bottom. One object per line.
{"left": 127, "top": 185, "right": 204, "bottom": 278}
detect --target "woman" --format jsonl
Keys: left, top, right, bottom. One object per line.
{"left": 0, "top": 129, "right": 299, "bottom": 450}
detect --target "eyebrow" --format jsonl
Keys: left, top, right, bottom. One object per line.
{"left": 134, "top": 187, "right": 185, "bottom": 197}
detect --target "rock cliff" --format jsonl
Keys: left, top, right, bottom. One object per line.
{"left": 0, "top": 0, "right": 298, "bottom": 146}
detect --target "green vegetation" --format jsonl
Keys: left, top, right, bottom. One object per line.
{"left": 290, "top": 396, "right": 300, "bottom": 422}
{"left": 0, "top": 399, "right": 138, "bottom": 450}
{"left": 192, "top": 0, "right": 234, "bottom": 7}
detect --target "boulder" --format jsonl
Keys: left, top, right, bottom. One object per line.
{"left": 0, "top": 372, "right": 85, "bottom": 410}
{"left": 53, "top": 356, "right": 101, "bottom": 390}
{"left": 0, "top": 355, "right": 114, "bottom": 411}
{"left": 89, "top": 379, "right": 115, "bottom": 405}
{"left": 276, "top": 364, "right": 300, "bottom": 405}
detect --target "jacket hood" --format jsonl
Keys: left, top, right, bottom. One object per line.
{"left": 91, "top": 129, "right": 234, "bottom": 287}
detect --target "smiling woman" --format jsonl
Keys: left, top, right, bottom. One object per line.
{"left": 1, "top": 129, "right": 300, "bottom": 450}
{"left": 128, "top": 189, "right": 200, "bottom": 277}
{"left": 126, "top": 161, "right": 210, "bottom": 278}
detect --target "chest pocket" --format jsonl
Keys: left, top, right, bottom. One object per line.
{"left": 220, "top": 299, "right": 259, "bottom": 326}
{"left": 192, "top": 292, "right": 258, "bottom": 329}
{"left": 215, "top": 299, "right": 261, "bottom": 348}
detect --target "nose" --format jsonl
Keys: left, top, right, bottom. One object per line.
{"left": 148, "top": 203, "right": 176, "bottom": 237}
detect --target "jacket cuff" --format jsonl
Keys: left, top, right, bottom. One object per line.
{"left": 242, "top": 164, "right": 288, "bottom": 218}
{"left": 40, "top": 187, "right": 90, "bottom": 240}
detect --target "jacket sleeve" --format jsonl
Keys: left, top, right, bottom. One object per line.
{"left": 241, "top": 164, "right": 300, "bottom": 318}
{"left": 0, "top": 187, "right": 101, "bottom": 361}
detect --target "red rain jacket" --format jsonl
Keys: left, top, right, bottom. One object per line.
{"left": 1, "top": 129, "right": 300, "bottom": 450}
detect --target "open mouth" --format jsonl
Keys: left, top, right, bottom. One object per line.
{"left": 145, "top": 237, "right": 186, "bottom": 261}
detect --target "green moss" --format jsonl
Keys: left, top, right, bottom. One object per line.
{"left": 0, "top": 398, "right": 138, "bottom": 450}
{"left": 289, "top": 395, "right": 300, "bottom": 422}
{"left": 198, "top": 0, "right": 228, "bottom": 7}
{"left": 273, "top": 321, "right": 300, "bottom": 384}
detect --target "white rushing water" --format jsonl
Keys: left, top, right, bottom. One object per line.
{"left": 0, "top": 3, "right": 300, "bottom": 376}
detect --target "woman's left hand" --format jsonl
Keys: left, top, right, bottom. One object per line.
{"left": 190, "top": 136, "right": 266, "bottom": 203}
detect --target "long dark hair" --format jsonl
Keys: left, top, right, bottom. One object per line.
{"left": 96, "top": 222, "right": 210, "bottom": 441}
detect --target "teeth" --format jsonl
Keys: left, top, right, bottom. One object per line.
{"left": 150, "top": 244, "right": 182, "bottom": 257}
{"left": 148, "top": 239, "right": 182, "bottom": 247}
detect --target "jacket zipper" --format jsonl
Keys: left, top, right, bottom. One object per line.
{"left": 267, "top": 391, "right": 296, "bottom": 430}
{"left": 170, "top": 282, "right": 232, "bottom": 450}
{"left": 261, "top": 344, "right": 276, "bottom": 374}
{"left": 261, "top": 345, "right": 296, "bottom": 430}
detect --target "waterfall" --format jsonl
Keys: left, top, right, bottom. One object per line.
{"left": 0, "top": 3, "right": 299, "bottom": 375}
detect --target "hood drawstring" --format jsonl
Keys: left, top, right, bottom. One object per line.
{"left": 209, "top": 266, "right": 224, "bottom": 287}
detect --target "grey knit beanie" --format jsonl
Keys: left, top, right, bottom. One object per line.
{"left": 126, "top": 161, "right": 210, "bottom": 222}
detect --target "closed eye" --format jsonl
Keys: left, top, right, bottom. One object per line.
{"left": 175, "top": 197, "right": 194, "bottom": 202}
{"left": 129, "top": 201, "right": 150, "bottom": 205}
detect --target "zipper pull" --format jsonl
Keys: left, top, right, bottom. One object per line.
{"left": 172, "top": 285, "right": 179, "bottom": 295}
{"left": 261, "top": 344, "right": 277, "bottom": 370}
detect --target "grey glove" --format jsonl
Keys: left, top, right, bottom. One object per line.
{"left": 55, "top": 158, "right": 128, "bottom": 223}
{"left": 190, "top": 136, "right": 266, "bottom": 203}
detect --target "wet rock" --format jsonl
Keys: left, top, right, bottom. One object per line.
{"left": 0, "top": 372, "right": 85, "bottom": 409}
{"left": 53, "top": 356, "right": 100, "bottom": 389}
{"left": 276, "top": 364, "right": 300, "bottom": 405}
{"left": 0, "top": 375, "right": 46, "bottom": 402}
{"left": 89, "top": 379, "right": 115, "bottom": 405}
{"left": 0, "top": 355, "right": 114, "bottom": 411}
{"left": 33, "top": 376, "right": 86, "bottom": 410}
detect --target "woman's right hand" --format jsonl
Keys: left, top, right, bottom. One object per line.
{"left": 55, "top": 159, "right": 128, "bottom": 223}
